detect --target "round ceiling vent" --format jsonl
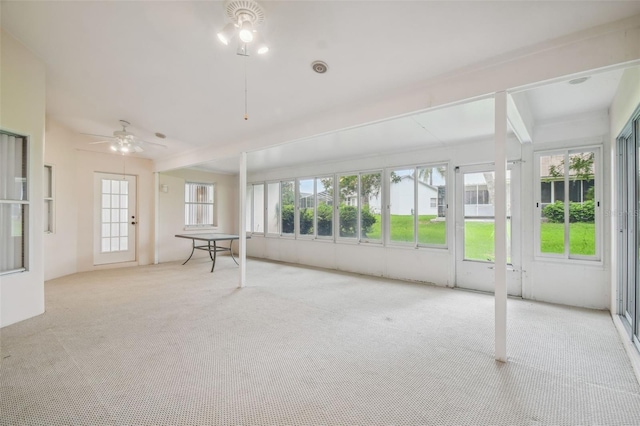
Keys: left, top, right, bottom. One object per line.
{"left": 224, "top": 0, "right": 265, "bottom": 26}
{"left": 568, "top": 76, "right": 590, "bottom": 85}
{"left": 312, "top": 61, "right": 328, "bottom": 74}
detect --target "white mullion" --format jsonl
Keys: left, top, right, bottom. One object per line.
{"left": 564, "top": 151, "right": 570, "bottom": 258}
{"left": 384, "top": 168, "right": 391, "bottom": 246}
{"left": 357, "top": 174, "right": 362, "bottom": 242}
{"left": 333, "top": 174, "right": 338, "bottom": 241}
{"left": 249, "top": 184, "right": 254, "bottom": 233}
{"left": 313, "top": 178, "right": 318, "bottom": 239}
{"left": 414, "top": 166, "right": 419, "bottom": 247}
{"left": 278, "top": 181, "right": 283, "bottom": 236}
{"left": 595, "top": 148, "right": 602, "bottom": 261}
{"left": 294, "top": 178, "right": 299, "bottom": 237}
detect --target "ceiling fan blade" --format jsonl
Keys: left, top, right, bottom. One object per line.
{"left": 133, "top": 145, "right": 144, "bottom": 153}
{"left": 88, "top": 140, "right": 112, "bottom": 145}
{"left": 81, "top": 132, "right": 114, "bottom": 139}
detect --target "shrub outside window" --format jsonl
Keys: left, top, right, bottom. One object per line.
{"left": 281, "top": 181, "right": 295, "bottom": 235}
{"left": 316, "top": 177, "right": 333, "bottom": 238}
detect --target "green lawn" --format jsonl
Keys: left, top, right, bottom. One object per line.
{"left": 541, "top": 222, "right": 596, "bottom": 256}
{"left": 464, "top": 221, "right": 505, "bottom": 262}
{"left": 368, "top": 215, "right": 446, "bottom": 245}
{"left": 367, "top": 214, "right": 595, "bottom": 257}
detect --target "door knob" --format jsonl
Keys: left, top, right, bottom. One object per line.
{"left": 131, "top": 221, "right": 137, "bottom": 225}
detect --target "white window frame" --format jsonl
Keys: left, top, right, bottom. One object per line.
{"left": 296, "top": 176, "right": 316, "bottom": 240}
{"left": 359, "top": 170, "right": 383, "bottom": 244}
{"left": 336, "top": 170, "right": 383, "bottom": 244}
{"left": 44, "top": 164, "right": 54, "bottom": 234}
{"left": 1, "top": 130, "right": 29, "bottom": 275}
{"left": 280, "top": 179, "right": 295, "bottom": 237}
{"left": 245, "top": 183, "right": 253, "bottom": 233}
{"left": 337, "top": 172, "right": 360, "bottom": 242}
{"left": 315, "top": 175, "right": 335, "bottom": 240}
{"left": 385, "top": 163, "right": 449, "bottom": 249}
{"left": 184, "top": 181, "right": 216, "bottom": 229}
{"left": 534, "top": 146, "right": 602, "bottom": 262}
{"left": 416, "top": 163, "right": 448, "bottom": 249}
{"left": 386, "top": 166, "right": 415, "bottom": 248}
{"left": 251, "top": 182, "right": 265, "bottom": 235}
{"left": 265, "top": 180, "right": 281, "bottom": 237}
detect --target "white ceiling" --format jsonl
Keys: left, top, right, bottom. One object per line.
{"left": 524, "top": 69, "right": 625, "bottom": 123}
{"left": 245, "top": 97, "right": 498, "bottom": 172}
{"left": 2, "top": 1, "right": 639, "bottom": 169}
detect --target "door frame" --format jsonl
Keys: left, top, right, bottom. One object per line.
{"left": 93, "top": 172, "right": 138, "bottom": 265}
{"left": 454, "top": 162, "right": 522, "bottom": 296}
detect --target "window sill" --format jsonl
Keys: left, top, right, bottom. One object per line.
{"left": 0, "top": 267, "right": 27, "bottom": 276}
{"left": 533, "top": 255, "right": 604, "bottom": 268}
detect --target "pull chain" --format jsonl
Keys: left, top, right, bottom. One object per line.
{"left": 244, "top": 53, "right": 248, "bottom": 120}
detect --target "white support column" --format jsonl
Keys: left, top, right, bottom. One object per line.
{"left": 494, "top": 91, "right": 508, "bottom": 363}
{"left": 153, "top": 172, "right": 160, "bottom": 265}
{"left": 239, "top": 152, "right": 247, "bottom": 288}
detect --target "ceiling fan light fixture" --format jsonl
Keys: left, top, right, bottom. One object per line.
{"left": 254, "top": 33, "right": 269, "bottom": 54}
{"left": 238, "top": 20, "right": 254, "bottom": 43}
{"left": 218, "top": 0, "right": 267, "bottom": 53}
{"left": 217, "top": 22, "right": 236, "bottom": 45}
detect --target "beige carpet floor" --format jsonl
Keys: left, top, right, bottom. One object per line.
{"left": 1, "top": 257, "right": 640, "bottom": 425}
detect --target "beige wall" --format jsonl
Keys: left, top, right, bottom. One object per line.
{"left": 158, "top": 169, "right": 238, "bottom": 263}
{"left": 75, "top": 151, "right": 155, "bottom": 272}
{"left": 0, "top": 31, "right": 46, "bottom": 327}
{"left": 43, "top": 118, "right": 156, "bottom": 278}
{"left": 43, "top": 119, "right": 79, "bottom": 280}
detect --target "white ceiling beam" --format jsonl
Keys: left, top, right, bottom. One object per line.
{"left": 507, "top": 93, "right": 533, "bottom": 144}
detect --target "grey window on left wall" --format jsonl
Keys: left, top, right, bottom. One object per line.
{"left": 44, "top": 164, "right": 54, "bottom": 233}
{"left": 1, "top": 131, "right": 28, "bottom": 274}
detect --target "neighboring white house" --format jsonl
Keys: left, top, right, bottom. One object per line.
{"left": 367, "top": 175, "right": 440, "bottom": 216}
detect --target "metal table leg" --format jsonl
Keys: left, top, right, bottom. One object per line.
{"left": 210, "top": 240, "right": 217, "bottom": 272}
{"left": 229, "top": 240, "right": 239, "bottom": 265}
{"left": 182, "top": 239, "right": 196, "bottom": 265}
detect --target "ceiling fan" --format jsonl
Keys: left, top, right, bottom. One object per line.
{"left": 82, "top": 120, "right": 167, "bottom": 154}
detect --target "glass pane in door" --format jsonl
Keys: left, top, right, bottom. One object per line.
{"left": 463, "top": 171, "right": 511, "bottom": 262}
{"left": 100, "top": 179, "right": 129, "bottom": 253}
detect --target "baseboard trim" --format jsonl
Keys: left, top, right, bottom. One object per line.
{"left": 612, "top": 314, "right": 640, "bottom": 385}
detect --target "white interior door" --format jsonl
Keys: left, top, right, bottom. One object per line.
{"left": 455, "top": 164, "right": 521, "bottom": 296}
{"left": 94, "top": 173, "right": 137, "bottom": 265}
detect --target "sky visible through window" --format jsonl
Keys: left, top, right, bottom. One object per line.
{"left": 299, "top": 179, "right": 314, "bottom": 195}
